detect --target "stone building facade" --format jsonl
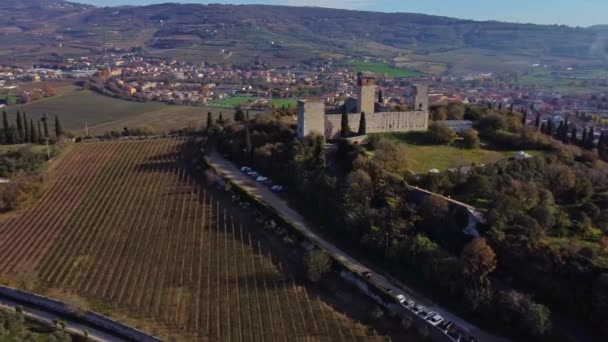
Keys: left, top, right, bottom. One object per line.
{"left": 297, "top": 73, "right": 429, "bottom": 139}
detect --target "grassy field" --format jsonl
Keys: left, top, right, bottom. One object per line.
{"left": 209, "top": 96, "right": 297, "bottom": 109}
{"left": 376, "top": 132, "right": 544, "bottom": 173}
{"left": 3, "top": 89, "right": 257, "bottom": 136}
{"left": 346, "top": 60, "right": 421, "bottom": 78}
{"left": 0, "top": 139, "right": 385, "bottom": 341}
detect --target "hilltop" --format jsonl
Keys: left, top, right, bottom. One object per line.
{"left": 0, "top": 0, "right": 605, "bottom": 72}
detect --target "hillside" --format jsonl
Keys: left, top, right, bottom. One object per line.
{"left": 0, "top": 0, "right": 605, "bottom": 72}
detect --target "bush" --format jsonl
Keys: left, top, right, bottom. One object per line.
{"left": 478, "top": 113, "right": 507, "bottom": 132}
{"left": 306, "top": 250, "right": 333, "bottom": 282}
{"left": 461, "top": 128, "right": 480, "bottom": 149}
{"left": 427, "top": 122, "right": 456, "bottom": 145}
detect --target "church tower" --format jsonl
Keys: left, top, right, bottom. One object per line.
{"left": 357, "top": 72, "right": 376, "bottom": 115}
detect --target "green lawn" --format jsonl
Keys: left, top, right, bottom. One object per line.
{"left": 374, "top": 132, "right": 545, "bottom": 174}
{"left": 346, "top": 60, "right": 421, "bottom": 78}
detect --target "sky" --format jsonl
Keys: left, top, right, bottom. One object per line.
{"left": 74, "top": 0, "right": 608, "bottom": 27}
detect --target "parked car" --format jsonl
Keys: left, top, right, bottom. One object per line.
{"left": 241, "top": 166, "right": 252, "bottom": 172}
{"left": 256, "top": 176, "right": 268, "bottom": 182}
{"left": 247, "top": 171, "right": 258, "bottom": 178}
{"left": 412, "top": 305, "right": 425, "bottom": 314}
{"left": 395, "top": 294, "right": 407, "bottom": 304}
{"left": 271, "top": 185, "right": 284, "bottom": 192}
{"left": 418, "top": 308, "right": 430, "bottom": 318}
{"left": 426, "top": 312, "right": 444, "bottom": 326}
{"left": 403, "top": 299, "right": 415, "bottom": 308}
{"left": 437, "top": 320, "right": 453, "bottom": 333}
{"left": 361, "top": 271, "right": 372, "bottom": 279}
{"left": 385, "top": 288, "right": 394, "bottom": 294}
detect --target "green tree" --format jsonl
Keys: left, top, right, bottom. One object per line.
{"left": 1, "top": 111, "right": 8, "bottom": 144}
{"left": 234, "top": 108, "right": 245, "bottom": 122}
{"left": 244, "top": 126, "right": 252, "bottom": 162}
{"left": 55, "top": 115, "right": 63, "bottom": 138}
{"left": 42, "top": 114, "right": 49, "bottom": 139}
{"left": 16, "top": 111, "right": 23, "bottom": 143}
{"left": 479, "top": 113, "right": 508, "bottom": 132}
{"left": 340, "top": 106, "right": 351, "bottom": 138}
{"left": 23, "top": 112, "right": 29, "bottom": 143}
{"left": 447, "top": 102, "right": 465, "bottom": 120}
{"left": 378, "top": 90, "right": 384, "bottom": 103}
{"left": 206, "top": 111, "right": 213, "bottom": 129}
{"left": 217, "top": 112, "right": 224, "bottom": 126}
{"left": 460, "top": 238, "right": 497, "bottom": 282}
{"left": 462, "top": 128, "right": 480, "bottom": 149}
{"left": 30, "top": 119, "right": 37, "bottom": 144}
{"left": 535, "top": 113, "right": 541, "bottom": 128}
{"left": 570, "top": 127, "right": 578, "bottom": 145}
{"left": 358, "top": 111, "right": 366, "bottom": 135}
{"left": 37, "top": 120, "right": 42, "bottom": 144}
{"left": 306, "top": 250, "right": 333, "bottom": 282}
{"left": 428, "top": 122, "right": 456, "bottom": 145}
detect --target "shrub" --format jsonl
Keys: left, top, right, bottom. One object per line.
{"left": 306, "top": 250, "right": 333, "bottom": 282}
{"left": 478, "top": 113, "right": 507, "bottom": 132}
{"left": 427, "top": 122, "right": 456, "bottom": 145}
{"left": 461, "top": 128, "right": 480, "bottom": 149}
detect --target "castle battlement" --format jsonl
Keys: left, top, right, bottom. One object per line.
{"left": 297, "top": 74, "right": 429, "bottom": 139}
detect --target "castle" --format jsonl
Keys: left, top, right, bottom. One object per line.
{"left": 297, "top": 73, "right": 429, "bottom": 139}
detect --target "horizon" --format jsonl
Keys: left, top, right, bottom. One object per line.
{"left": 72, "top": 0, "right": 608, "bottom": 28}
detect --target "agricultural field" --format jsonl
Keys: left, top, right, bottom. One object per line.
{"left": 209, "top": 96, "right": 297, "bottom": 109}
{"left": 0, "top": 139, "right": 385, "bottom": 341}
{"left": 3, "top": 89, "right": 250, "bottom": 136}
{"left": 346, "top": 60, "right": 421, "bottom": 78}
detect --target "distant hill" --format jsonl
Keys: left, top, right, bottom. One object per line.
{"left": 0, "top": 0, "right": 605, "bottom": 71}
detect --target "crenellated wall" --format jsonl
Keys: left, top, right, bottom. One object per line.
{"left": 324, "top": 110, "right": 428, "bottom": 139}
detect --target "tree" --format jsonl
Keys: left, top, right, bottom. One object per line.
{"left": 30, "top": 119, "right": 37, "bottom": 144}
{"left": 371, "top": 139, "right": 408, "bottom": 174}
{"left": 23, "top": 113, "right": 29, "bottom": 143}
{"left": 16, "top": 111, "right": 23, "bottom": 143}
{"left": 460, "top": 238, "right": 497, "bottom": 281}
{"left": 234, "top": 108, "right": 245, "bottom": 122}
{"left": 586, "top": 127, "right": 595, "bottom": 149}
{"left": 570, "top": 127, "right": 578, "bottom": 145}
{"left": 430, "top": 105, "right": 448, "bottom": 121}
{"left": 217, "top": 112, "right": 224, "bottom": 126}
{"left": 54, "top": 115, "right": 63, "bottom": 139}
{"left": 340, "top": 106, "right": 351, "bottom": 138}
{"left": 246, "top": 110, "right": 250, "bottom": 120}
{"left": 306, "top": 250, "right": 333, "bottom": 282}
{"left": 378, "top": 90, "right": 384, "bottom": 103}
{"left": 535, "top": 113, "right": 541, "bottom": 129}
{"left": 478, "top": 113, "right": 507, "bottom": 132}
{"left": 41, "top": 114, "right": 49, "bottom": 139}
{"left": 462, "top": 128, "right": 480, "bottom": 149}
{"left": 522, "top": 111, "right": 528, "bottom": 125}
{"left": 1, "top": 111, "right": 8, "bottom": 144}
{"left": 546, "top": 119, "right": 553, "bottom": 136}
{"left": 428, "top": 122, "right": 456, "bottom": 145}
{"left": 358, "top": 111, "right": 366, "bottom": 135}
{"left": 36, "top": 120, "right": 42, "bottom": 144}
{"left": 206, "top": 112, "right": 213, "bottom": 129}
{"left": 244, "top": 126, "right": 252, "bottom": 161}
{"left": 447, "top": 102, "right": 465, "bottom": 120}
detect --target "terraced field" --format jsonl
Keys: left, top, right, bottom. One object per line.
{"left": 0, "top": 139, "right": 382, "bottom": 341}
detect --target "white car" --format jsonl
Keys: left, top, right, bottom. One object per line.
{"left": 271, "top": 185, "right": 284, "bottom": 192}
{"left": 426, "top": 312, "right": 444, "bottom": 326}
{"left": 247, "top": 171, "right": 258, "bottom": 177}
{"left": 256, "top": 176, "right": 268, "bottom": 182}
{"left": 395, "top": 294, "right": 406, "bottom": 304}
{"left": 403, "top": 299, "right": 415, "bottom": 308}
{"left": 412, "top": 304, "right": 425, "bottom": 314}
{"left": 241, "top": 166, "right": 252, "bottom": 172}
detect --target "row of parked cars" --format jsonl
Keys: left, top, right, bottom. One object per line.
{"left": 387, "top": 289, "right": 476, "bottom": 342}
{"left": 240, "top": 167, "right": 285, "bottom": 193}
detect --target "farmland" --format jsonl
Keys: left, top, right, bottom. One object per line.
{"left": 346, "top": 61, "right": 421, "bottom": 78}
{"left": 0, "top": 139, "right": 384, "bottom": 341}
{"left": 209, "top": 96, "right": 297, "bottom": 109}
{"left": 5, "top": 89, "right": 249, "bottom": 136}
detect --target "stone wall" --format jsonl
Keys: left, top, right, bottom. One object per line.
{"left": 325, "top": 110, "right": 428, "bottom": 139}
{"left": 297, "top": 100, "right": 325, "bottom": 138}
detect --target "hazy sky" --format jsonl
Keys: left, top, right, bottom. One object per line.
{"left": 74, "top": 0, "right": 607, "bottom": 27}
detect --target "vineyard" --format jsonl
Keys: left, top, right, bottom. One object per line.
{"left": 0, "top": 139, "right": 384, "bottom": 341}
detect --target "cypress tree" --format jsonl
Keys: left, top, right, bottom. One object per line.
{"left": 244, "top": 126, "right": 252, "bottom": 161}
{"left": 1, "top": 110, "right": 8, "bottom": 144}
{"left": 581, "top": 128, "right": 588, "bottom": 147}
{"left": 535, "top": 113, "right": 541, "bottom": 129}
{"left": 557, "top": 121, "right": 564, "bottom": 139}
{"left": 23, "top": 112, "right": 29, "bottom": 143}
{"left": 234, "top": 108, "right": 245, "bottom": 122}
{"left": 55, "top": 115, "right": 63, "bottom": 139}
{"left": 587, "top": 127, "right": 595, "bottom": 149}
{"left": 16, "top": 111, "right": 23, "bottom": 143}
{"left": 37, "top": 120, "right": 42, "bottom": 144}
{"left": 340, "top": 106, "right": 351, "bottom": 138}
{"left": 30, "top": 119, "right": 37, "bottom": 144}
{"left": 378, "top": 90, "right": 384, "bottom": 104}
{"left": 522, "top": 111, "right": 527, "bottom": 125}
{"left": 206, "top": 112, "right": 213, "bottom": 129}
{"left": 217, "top": 112, "right": 224, "bottom": 126}
{"left": 246, "top": 110, "right": 250, "bottom": 120}
{"left": 42, "top": 114, "right": 49, "bottom": 139}
{"left": 358, "top": 111, "right": 367, "bottom": 136}
{"left": 571, "top": 127, "right": 578, "bottom": 145}
{"left": 547, "top": 120, "right": 554, "bottom": 136}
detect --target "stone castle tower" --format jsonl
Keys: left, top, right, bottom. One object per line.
{"left": 357, "top": 72, "right": 376, "bottom": 115}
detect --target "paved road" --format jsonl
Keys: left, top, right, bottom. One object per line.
{"left": 207, "top": 152, "right": 509, "bottom": 342}
{"left": 0, "top": 298, "right": 119, "bottom": 342}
